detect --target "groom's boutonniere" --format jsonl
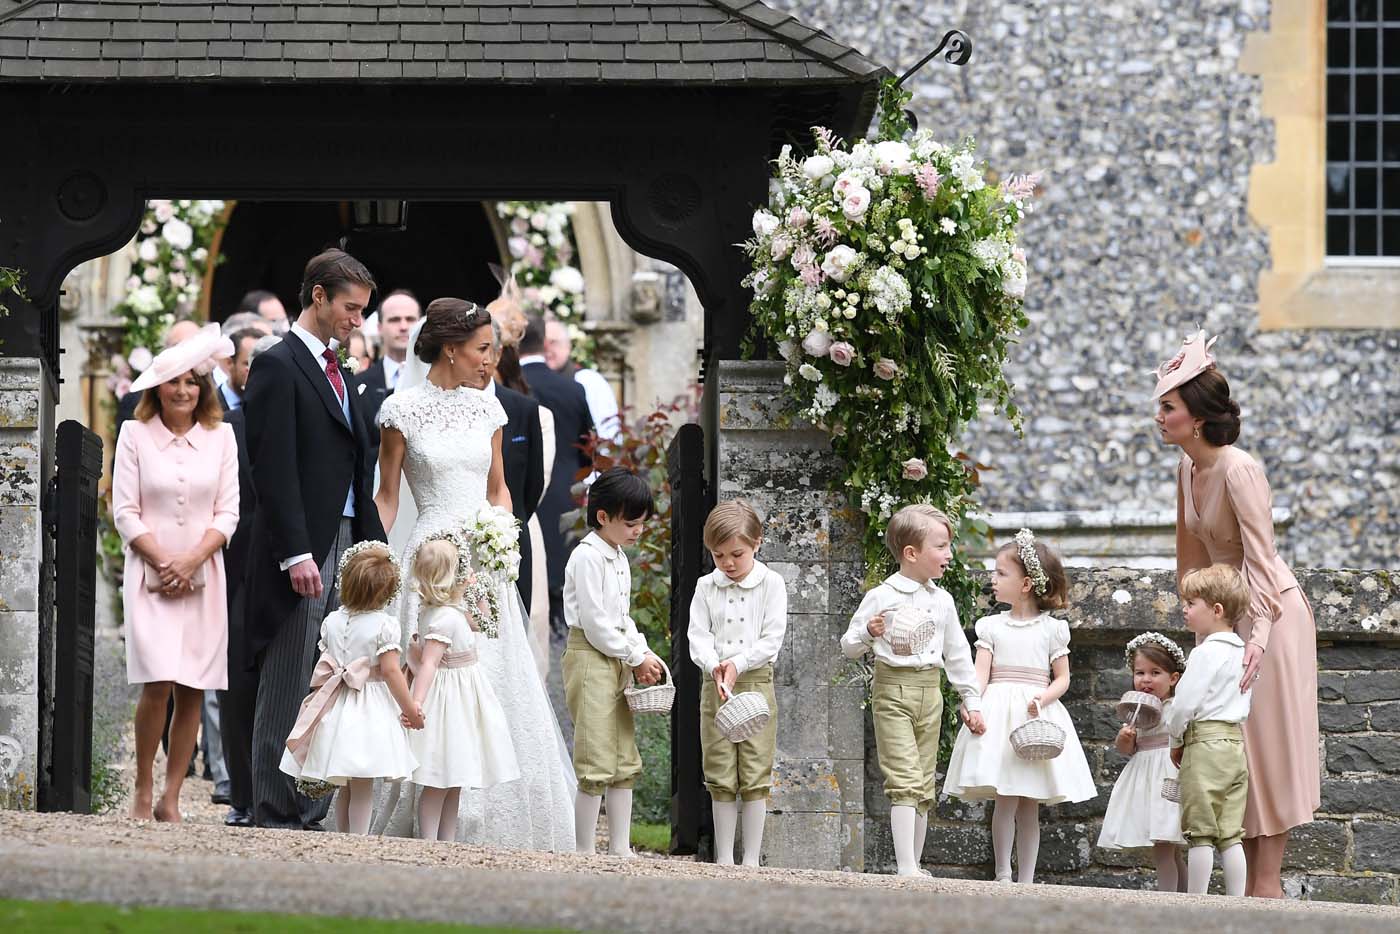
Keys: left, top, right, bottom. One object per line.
{"left": 335, "top": 345, "right": 361, "bottom": 376}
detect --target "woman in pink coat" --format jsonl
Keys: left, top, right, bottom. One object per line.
{"left": 113, "top": 324, "right": 239, "bottom": 822}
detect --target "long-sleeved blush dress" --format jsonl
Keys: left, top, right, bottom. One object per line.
{"left": 1177, "top": 445, "right": 1321, "bottom": 838}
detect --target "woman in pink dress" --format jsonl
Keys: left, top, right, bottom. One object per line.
{"left": 1152, "top": 330, "right": 1321, "bottom": 898}
{"left": 113, "top": 324, "right": 239, "bottom": 822}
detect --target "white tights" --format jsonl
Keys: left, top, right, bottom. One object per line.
{"left": 991, "top": 795, "right": 1040, "bottom": 883}
{"left": 333, "top": 778, "right": 375, "bottom": 835}
{"left": 417, "top": 786, "right": 462, "bottom": 842}
{"left": 1188, "top": 843, "right": 1246, "bottom": 896}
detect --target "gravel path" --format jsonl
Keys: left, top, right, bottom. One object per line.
{"left": 1, "top": 811, "right": 1396, "bottom": 933}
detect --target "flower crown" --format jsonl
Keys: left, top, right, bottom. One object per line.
{"left": 1014, "top": 528, "right": 1049, "bottom": 596}
{"left": 414, "top": 528, "right": 501, "bottom": 637}
{"left": 416, "top": 528, "right": 475, "bottom": 589}
{"left": 336, "top": 540, "right": 403, "bottom": 611}
{"left": 1124, "top": 631, "right": 1187, "bottom": 671}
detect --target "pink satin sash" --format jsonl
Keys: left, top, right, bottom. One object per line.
{"left": 284, "top": 651, "right": 384, "bottom": 766}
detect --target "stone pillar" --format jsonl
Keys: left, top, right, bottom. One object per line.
{"left": 0, "top": 357, "right": 52, "bottom": 809}
{"left": 711, "top": 360, "right": 866, "bottom": 870}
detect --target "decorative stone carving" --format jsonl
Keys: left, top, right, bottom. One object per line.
{"left": 629, "top": 270, "right": 664, "bottom": 325}
{"left": 56, "top": 172, "right": 106, "bottom": 223}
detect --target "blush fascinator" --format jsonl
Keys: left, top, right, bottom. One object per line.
{"left": 1150, "top": 329, "right": 1219, "bottom": 400}
{"left": 130, "top": 323, "right": 235, "bottom": 392}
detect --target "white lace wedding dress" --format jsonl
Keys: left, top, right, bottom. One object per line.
{"left": 367, "top": 375, "right": 576, "bottom": 851}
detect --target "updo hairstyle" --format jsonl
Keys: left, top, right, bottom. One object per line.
{"left": 1176, "top": 368, "right": 1242, "bottom": 446}
{"left": 414, "top": 297, "right": 493, "bottom": 365}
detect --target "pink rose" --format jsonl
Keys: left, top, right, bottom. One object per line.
{"left": 842, "top": 186, "right": 871, "bottom": 221}
{"left": 902, "top": 457, "right": 928, "bottom": 481}
{"left": 828, "top": 341, "right": 855, "bottom": 367}
{"left": 788, "top": 206, "right": 810, "bottom": 228}
{"left": 801, "top": 329, "right": 833, "bottom": 358}
{"left": 873, "top": 358, "right": 899, "bottom": 380}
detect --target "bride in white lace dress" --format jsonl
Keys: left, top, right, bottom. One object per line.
{"left": 368, "top": 298, "right": 576, "bottom": 850}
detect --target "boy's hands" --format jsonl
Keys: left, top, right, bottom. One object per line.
{"left": 633, "top": 653, "right": 664, "bottom": 686}
{"left": 1170, "top": 745, "right": 1183, "bottom": 768}
{"left": 714, "top": 659, "right": 738, "bottom": 695}
{"left": 961, "top": 707, "right": 986, "bottom": 734}
{"left": 866, "top": 613, "right": 887, "bottom": 638}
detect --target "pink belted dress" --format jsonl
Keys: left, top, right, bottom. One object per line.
{"left": 279, "top": 608, "right": 417, "bottom": 785}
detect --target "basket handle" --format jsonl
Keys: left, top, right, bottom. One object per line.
{"left": 1128, "top": 698, "right": 1143, "bottom": 727}
{"left": 718, "top": 680, "right": 733, "bottom": 701}
{"left": 1028, "top": 697, "right": 1042, "bottom": 721}
{"left": 628, "top": 653, "right": 671, "bottom": 689}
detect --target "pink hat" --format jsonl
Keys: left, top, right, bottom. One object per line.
{"left": 1150, "top": 329, "right": 1219, "bottom": 400}
{"left": 130, "top": 323, "right": 235, "bottom": 393}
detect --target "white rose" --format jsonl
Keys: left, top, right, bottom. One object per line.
{"left": 874, "top": 140, "right": 913, "bottom": 174}
{"left": 821, "top": 245, "right": 858, "bottom": 283}
{"left": 141, "top": 266, "right": 162, "bottom": 283}
{"left": 508, "top": 236, "right": 528, "bottom": 258}
{"left": 842, "top": 186, "right": 871, "bottom": 221}
{"left": 125, "top": 275, "right": 141, "bottom": 292}
{"left": 127, "top": 346, "right": 154, "bottom": 372}
{"left": 191, "top": 248, "right": 208, "bottom": 263}
{"left": 752, "top": 209, "right": 780, "bottom": 238}
{"left": 549, "top": 265, "right": 585, "bottom": 294}
{"left": 137, "top": 238, "right": 160, "bottom": 263}
{"left": 801, "top": 329, "right": 833, "bottom": 358}
{"left": 151, "top": 200, "right": 174, "bottom": 223}
{"left": 169, "top": 272, "right": 187, "bottom": 289}
{"left": 802, "top": 155, "right": 834, "bottom": 180}
{"left": 530, "top": 211, "right": 548, "bottom": 231}
{"left": 833, "top": 170, "right": 862, "bottom": 198}
{"left": 770, "top": 236, "right": 793, "bottom": 261}
{"left": 798, "top": 363, "right": 822, "bottom": 382}
{"left": 161, "top": 218, "right": 193, "bottom": 250}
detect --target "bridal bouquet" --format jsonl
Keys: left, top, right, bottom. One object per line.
{"left": 468, "top": 504, "right": 522, "bottom": 583}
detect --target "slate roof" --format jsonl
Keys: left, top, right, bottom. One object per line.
{"left": 0, "top": 0, "right": 885, "bottom": 84}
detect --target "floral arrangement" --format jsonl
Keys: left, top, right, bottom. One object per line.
{"left": 494, "top": 201, "right": 596, "bottom": 368}
{"left": 337, "top": 540, "right": 403, "bottom": 611}
{"left": 1124, "top": 631, "right": 1187, "bottom": 670}
{"left": 467, "top": 504, "right": 522, "bottom": 584}
{"left": 742, "top": 80, "right": 1035, "bottom": 573}
{"left": 106, "top": 199, "right": 225, "bottom": 399}
{"left": 417, "top": 528, "right": 502, "bottom": 638}
{"left": 1014, "top": 528, "right": 1050, "bottom": 596}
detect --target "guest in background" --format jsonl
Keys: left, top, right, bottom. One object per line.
{"left": 218, "top": 329, "right": 264, "bottom": 412}
{"left": 347, "top": 329, "right": 374, "bottom": 375}
{"left": 544, "top": 319, "right": 619, "bottom": 443}
{"left": 112, "top": 325, "right": 239, "bottom": 822}
{"left": 355, "top": 289, "right": 420, "bottom": 454}
{"left": 239, "top": 289, "right": 290, "bottom": 335}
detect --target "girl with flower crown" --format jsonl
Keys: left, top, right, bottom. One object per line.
{"left": 279, "top": 542, "right": 422, "bottom": 835}
{"left": 944, "top": 531, "right": 1096, "bottom": 883}
{"left": 405, "top": 533, "right": 521, "bottom": 841}
{"left": 1097, "top": 632, "right": 1188, "bottom": 891}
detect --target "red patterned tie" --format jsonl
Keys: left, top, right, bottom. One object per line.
{"left": 322, "top": 348, "right": 346, "bottom": 404}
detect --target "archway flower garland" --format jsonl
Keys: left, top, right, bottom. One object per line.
{"left": 495, "top": 200, "right": 596, "bottom": 368}
{"left": 742, "top": 81, "right": 1038, "bottom": 577}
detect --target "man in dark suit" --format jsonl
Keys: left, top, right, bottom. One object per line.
{"left": 484, "top": 320, "right": 545, "bottom": 612}
{"left": 243, "top": 250, "right": 387, "bottom": 830}
{"left": 353, "top": 289, "right": 420, "bottom": 456}
{"left": 518, "top": 315, "right": 593, "bottom": 638}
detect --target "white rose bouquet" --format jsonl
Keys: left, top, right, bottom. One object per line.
{"left": 468, "top": 504, "right": 522, "bottom": 583}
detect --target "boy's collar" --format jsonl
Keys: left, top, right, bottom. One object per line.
{"left": 886, "top": 572, "right": 938, "bottom": 594}
{"left": 1200, "top": 630, "right": 1245, "bottom": 647}
{"left": 713, "top": 560, "right": 768, "bottom": 589}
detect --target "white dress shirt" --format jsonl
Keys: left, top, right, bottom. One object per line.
{"left": 278, "top": 324, "right": 354, "bottom": 572}
{"left": 563, "top": 531, "right": 650, "bottom": 667}
{"left": 840, "top": 573, "right": 982, "bottom": 711}
{"left": 382, "top": 355, "right": 402, "bottom": 391}
{"left": 688, "top": 560, "right": 787, "bottom": 676}
{"left": 574, "top": 367, "right": 620, "bottom": 442}
{"left": 1162, "top": 631, "right": 1252, "bottom": 745}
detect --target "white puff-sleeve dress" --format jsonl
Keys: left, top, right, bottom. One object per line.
{"left": 1097, "top": 698, "right": 1185, "bottom": 848}
{"left": 279, "top": 609, "right": 418, "bottom": 785}
{"left": 409, "top": 606, "right": 522, "bottom": 790}
{"left": 943, "top": 612, "right": 1096, "bottom": 805}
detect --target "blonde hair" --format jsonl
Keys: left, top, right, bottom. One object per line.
{"left": 703, "top": 499, "right": 763, "bottom": 550}
{"left": 414, "top": 539, "right": 463, "bottom": 608}
{"left": 339, "top": 546, "right": 400, "bottom": 613}
{"left": 885, "top": 504, "right": 954, "bottom": 560}
{"left": 1180, "top": 564, "right": 1250, "bottom": 624}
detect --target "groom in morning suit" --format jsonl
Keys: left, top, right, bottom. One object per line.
{"left": 243, "top": 249, "right": 386, "bottom": 830}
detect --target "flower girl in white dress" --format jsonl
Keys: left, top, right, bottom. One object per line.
{"left": 407, "top": 534, "right": 521, "bottom": 841}
{"left": 280, "top": 542, "right": 422, "bottom": 835}
{"left": 944, "top": 530, "right": 1096, "bottom": 883}
{"left": 1097, "top": 632, "right": 1188, "bottom": 891}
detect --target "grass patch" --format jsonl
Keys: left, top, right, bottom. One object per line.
{"left": 0, "top": 900, "right": 569, "bottom": 933}
{"left": 630, "top": 820, "right": 671, "bottom": 853}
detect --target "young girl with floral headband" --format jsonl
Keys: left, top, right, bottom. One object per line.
{"left": 406, "top": 532, "right": 521, "bottom": 841}
{"left": 279, "top": 541, "right": 422, "bottom": 835}
{"left": 1097, "top": 632, "right": 1188, "bottom": 891}
{"left": 944, "top": 530, "right": 1096, "bottom": 883}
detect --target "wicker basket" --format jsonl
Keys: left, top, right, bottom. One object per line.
{"left": 885, "top": 604, "right": 938, "bottom": 657}
{"left": 1161, "top": 777, "right": 1182, "bottom": 803}
{"left": 1116, "top": 690, "right": 1164, "bottom": 730}
{"left": 1009, "top": 700, "right": 1066, "bottom": 761}
{"left": 714, "top": 682, "right": 771, "bottom": 743}
{"left": 624, "top": 656, "right": 675, "bottom": 715}
{"left": 295, "top": 777, "right": 338, "bottom": 801}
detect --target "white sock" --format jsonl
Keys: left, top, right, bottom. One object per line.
{"left": 574, "top": 791, "right": 602, "bottom": 854}
{"left": 1152, "top": 842, "right": 1180, "bottom": 893}
{"left": 1187, "top": 845, "right": 1214, "bottom": 894}
{"left": 914, "top": 811, "right": 930, "bottom": 876}
{"left": 891, "top": 805, "right": 920, "bottom": 876}
{"left": 1014, "top": 797, "right": 1041, "bottom": 884}
{"left": 712, "top": 800, "right": 739, "bottom": 865}
{"left": 1220, "top": 843, "right": 1247, "bottom": 897}
{"left": 740, "top": 799, "right": 766, "bottom": 868}
{"left": 605, "top": 786, "right": 634, "bottom": 857}
{"left": 991, "top": 795, "right": 1017, "bottom": 881}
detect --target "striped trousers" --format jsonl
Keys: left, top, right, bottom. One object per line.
{"left": 251, "top": 519, "right": 353, "bottom": 829}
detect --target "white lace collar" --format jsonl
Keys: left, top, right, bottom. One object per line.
{"left": 1002, "top": 610, "right": 1051, "bottom": 628}
{"left": 419, "top": 379, "right": 488, "bottom": 399}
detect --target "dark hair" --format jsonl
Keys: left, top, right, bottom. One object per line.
{"left": 414, "top": 298, "right": 493, "bottom": 364}
{"left": 1176, "top": 368, "right": 1242, "bottom": 446}
{"left": 231, "top": 328, "right": 265, "bottom": 353}
{"left": 519, "top": 314, "right": 546, "bottom": 355}
{"left": 298, "top": 248, "right": 376, "bottom": 309}
{"left": 237, "top": 289, "right": 280, "bottom": 315}
{"left": 997, "top": 538, "right": 1070, "bottom": 611}
{"left": 135, "top": 371, "right": 224, "bottom": 430}
{"left": 1131, "top": 643, "right": 1184, "bottom": 677}
{"left": 586, "top": 467, "right": 655, "bottom": 528}
{"left": 496, "top": 344, "right": 530, "bottom": 395}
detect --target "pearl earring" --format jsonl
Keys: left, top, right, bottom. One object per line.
{"left": 448, "top": 354, "right": 455, "bottom": 366}
{"left": 1193, "top": 425, "right": 1200, "bottom": 439}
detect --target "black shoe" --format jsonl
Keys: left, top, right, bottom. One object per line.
{"left": 302, "top": 821, "right": 326, "bottom": 832}
{"left": 211, "top": 792, "right": 232, "bottom": 806}
{"left": 223, "top": 807, "right": 254, "bottom": 827}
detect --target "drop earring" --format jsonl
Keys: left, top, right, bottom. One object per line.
{"left": 1193, "top": 425, "right": 1200, "bottom": 439}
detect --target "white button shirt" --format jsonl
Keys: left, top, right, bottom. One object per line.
{"left": 839, "top": 573, "right": 982, "bottom": 712}
{"left": 688, "top": 560, "right": 787, "bottom": 677}
{"left": 564, "top": 531, "right": 650, "bottom": 667}
{"left": 1162, "top": 631, "right": 1252, "bottom": 745}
